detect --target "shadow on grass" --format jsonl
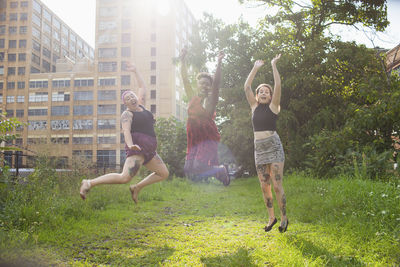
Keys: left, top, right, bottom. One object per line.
{"left": 200, "top": 247, "right": 261, "bottom": 267}
{"left": 287, "top": 236, "right": 365, "bottom": 266}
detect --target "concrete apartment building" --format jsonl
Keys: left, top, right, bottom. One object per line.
{"left": 0, "top": 0, "right": 194, "bottom": 169}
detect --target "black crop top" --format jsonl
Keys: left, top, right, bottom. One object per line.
{"left": 130, "top": 105, "right": 156, "bottom": 137}
{"left": 252, "top": 104, "right": 278, "bottom": 132}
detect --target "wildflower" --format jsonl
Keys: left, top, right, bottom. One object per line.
{"left": 381, "top": 210, "right": 387, "bottom": 215}
{"left": 381, "top": 193, "right": 388, "bottom": 198}
{"left": 342, "top": 212, "right": 346, "bottom": 216}
{"left": 369, "top": 192, "right": 373, "bottom": 196}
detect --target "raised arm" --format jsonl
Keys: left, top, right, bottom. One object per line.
{"left": 207, "top": 50, "right": 225, "bottom": 115}
{"left": 179, "top": 48, "right": 194, "bottom": 101}
{"left": 126, "top": 62, "right": 146, "bottom": 106}
{"left": 270, "top": 54, "right": 281, "bottom": 113}
{"left": 244, "top": 60, "right": 264, "bottom": 109}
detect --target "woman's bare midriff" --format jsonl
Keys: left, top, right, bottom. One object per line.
{"left": 254, "top": 130, "right": 276, "bottom": 141}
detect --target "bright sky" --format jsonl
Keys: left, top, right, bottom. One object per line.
{"left": 41, "top": 0, "right": 400, "bottom": 50}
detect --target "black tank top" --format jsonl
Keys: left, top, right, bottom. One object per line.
{"left": 252, "top": 104, "right": 278, "bottom": 132}
{"left": 130, "top": 105, "right": 156, "bottom": 137}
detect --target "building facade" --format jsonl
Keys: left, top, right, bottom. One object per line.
{"left": 1, "top": 0, "right": 194, "bottom": 169}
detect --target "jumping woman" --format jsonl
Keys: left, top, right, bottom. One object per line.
{"left": 244, "top": 54, "right": 288, "bottom": 232}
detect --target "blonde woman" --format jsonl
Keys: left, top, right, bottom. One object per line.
{"left": 244, "top": 54, "right": 288, "bottom": 232}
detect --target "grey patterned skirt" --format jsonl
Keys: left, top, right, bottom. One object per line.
{"left": 254, "top": 133, "right": 285, "bottom": 165}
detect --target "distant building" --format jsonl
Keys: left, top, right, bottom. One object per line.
{"left": 386, "top": 43, "right": 400, "bottom": 74}
{"left": 0, "top": 0, "right": 194, "bottom": 169}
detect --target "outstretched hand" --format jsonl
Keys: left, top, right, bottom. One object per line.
{"left": 217, "top": 50, "right": 225, "bottom": 63}
{"left": 254, "top": 59, "right": 264, "bottom": 69}
{"left": 128, "top": 144, "right": 141, "bottom": 151}
{"left": 271, "top": 54, "right": 281, "bottom": 65}
{"left": 126, "top": 62, "right": 137, "bottom": 72}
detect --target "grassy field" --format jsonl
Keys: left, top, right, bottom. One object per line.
{"left": 0, "top": 170, "right": 399, "bottom": 266}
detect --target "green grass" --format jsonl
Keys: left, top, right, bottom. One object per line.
{"left": 1, "top": 172, "right": 399, "bottom": 266}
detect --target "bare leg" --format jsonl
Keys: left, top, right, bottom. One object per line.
{"left": 130, "top": 154, "right": 169, "bottom": 203}
{"left": 256, "top": 164, "right": 275, "bottom": 225}
{"left": 80, "top": 155, "right": 144, "bottom": 200}
{"left": 270, "top": 162, "right": 287, "bottom": 228}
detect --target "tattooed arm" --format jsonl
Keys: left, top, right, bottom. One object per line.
{"left": 121, "top": 110, "right": 140, "bottom": 151}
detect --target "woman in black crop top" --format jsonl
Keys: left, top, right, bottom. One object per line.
{"left": 244, "top": 54, "right": 289, "bottom": 233}
{"left": 80, "top": 63, "right": 169, "bottom": 204}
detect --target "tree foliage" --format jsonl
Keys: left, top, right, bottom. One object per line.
{"left": 184, "top": 1, "right": 399, "bottom": 179}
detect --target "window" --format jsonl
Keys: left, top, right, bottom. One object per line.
{"left": 20, "top": 13, "right": 28, "bottom": 21}
{"left": 97, "top": 119, "right": 116, "bottom": 129}
{"left": 18, "top": 67, "right": 25, "bottom": 75}
{"left": 52, "top": 79, "right": 70, "bottom": 88}
{"left": 121, "top": 33, "right": 131, "bottom": 43}
{"left": 8, "top": 67, "right": 16, "bottom": 75}
{"left": 98, "top": 90, "right": 116, "bottom": 101}
{"left": 51, "top": 135, "right": 69, "bottom": 144}
{"left": 151, "top": 61, "right": 156, "bottom": 70}
{"left": 98, "top": 34, "right": 117, "bottom": 44}
{"left": 99, "top": 21, "right": 117, "bottom": 30}
{"left": 99, "top": 7, "right": 118, "bottom": 17}
{"left": 7, "top": 82, "right": 15, "bottom": 89}
{"left": 6, "top": 110, "right": 14, "bottom": 117}
{"left": 17, "top": 82, "right": 25, "bottom": 89}
{"left": 74, "top": 91, "right": 93, "bottom": 101}
{"left": 28, "top": 120, "right": 47, "bottom": 130}
{"left": 8, "top": 54, "right": 16, "bottom": 61}
{"left": 28, "top": 108, "right": 47, "bottom": 116}
{"left": 151, "top": 90, "right": 156, "bottom": 99}
{"left": 29, "top": 80, "right": 48, "bottom": 88}
{"left": 32, "top": 53, "right": 40, "bottom": 65}
{"left": 10, "top": 2, "right": 18, "bottom": 8}
{"left": 33, "top": 0, "right": 42, "bottom": 14}
{"left": 98, "top": 62, "right": 117, "bottom": 72}
{"left": 98, "top": 78, "right": 116, "bottom": 86}
{"left": 151, "top": 47, "right": 156, "bottom": 56}
{"left": 73, "top": 135, "right": 93, "bottom": 144}
{"left": 151, "top": 33, "right": 156, "bottom": 42}
{"left": 29, "top": 92, "right": 48, "bottom": 102}
{"left": 53, "top": 30, "right": 60, "bottom": 41}
{"left": 17, "top": 95, "right": 24, "bottom": 102}
{"left": 0, "top": 39, "right": 4, "bottom": 48}
{"left": 99, "top": 48, "right": 117, "bottom": 58}
{"left": 19, "top": 40, "right": 27, "bottom": 48}
{"left": 51, "top": 120, "right": 69, "bottom": 130}
{"left": 98, "top": 134, "right": 116, "bottom": 144}
{"left": 43, "top": 47, "right": 51, "bottom": 58}
{"left": 33, "top": 40, "right": 41, "bottom": 52}
{"left": 43, "top": 23, "right": 51, "bottom": 34}
{"left": 97, "top": 150, "right": 116, "bottom": 167}
{"left": 0, "top": 81, "right": 2, "bottom": 89}
{"left": 121, "top": 75, "right": 130, "bottom": 86}
{"left": 0, "top": 13, "right": 5, "bottom": 21}
{"left": 16, "top": 109, "right": 24, "bottom": 117}
{"left": 6, "top": 96, "right": 15, "bottom": 103}
{"left": 51, "top": 106, "right": 69, "bottom": 116}
{"left": 53, "top": 18, "right": 61, "bottom": 30}
{"left": 121, "top": 47, "right": 130, "bottom": 57}
{"left": 10, "top": 13, "right": 18, "bottom": 21}
{"left": 151, "top": 75, "right": 156, "bottom": 85}
{"left": 73, "top": 150, "right": 92, "bottom": 160}
{"left": 73, "top": 105, "right": 93, "bottom": 116}
{"left": 43, "top": 9, "right": 51, "bottom": 21}
{"left": 73, "top": 120, "right": 93, "bottom": 130}
{"left": 21, "top": 1, "right": 29, "bottom": 8}
{"left": 97, "top": 104, "right": 116, "bottom": 115}
{"left": 74, "top": 78, "right": 94, "bottom": 87}
{"left": 151, "top": 104, "right": 156, "bottom": 114}
{"left": 42, "top": 60, "right": 51, "bottom": 72}
{"left": 8, "top": 26, "right": 17, "bottom": 35}
{"left": 8, "top": 40, "right": 16, "bottom": 48}
{"left": 19, "top": 26, "right": 27, "bottom": 34}
{"left": 0, "top": 25, "right": 5, "bottom": 35}
{"left": 52, "top": 91, "right": 70, "bottom": 102}
{"left": 30, "top": 66, "right": 40, "bottom": 73}
{"left": 32, "top": 13, "right": 41, "bottom": 27}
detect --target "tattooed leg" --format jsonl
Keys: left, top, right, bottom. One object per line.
{"left": 270, "top": 162, "right": 287, "bottom": 222}
{"left": 257, "top": 164, "right": 275, "bottom": 223}
{"left": 129, "top": 159, "right": 141, "bottom": 178}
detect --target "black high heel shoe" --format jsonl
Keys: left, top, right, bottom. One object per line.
{"left": 279, "top": 219, "right": 289, "bottom": 233}
{"left": 264, "top": 218, "right": 277, "bottom": 232}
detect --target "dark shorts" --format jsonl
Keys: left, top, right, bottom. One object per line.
{"left": 125, "top": 132, "right": 157, "bottom": 165}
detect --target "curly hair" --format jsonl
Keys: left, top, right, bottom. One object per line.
{"left": 196, "top": 72, "right": 213, "bottom": 84}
